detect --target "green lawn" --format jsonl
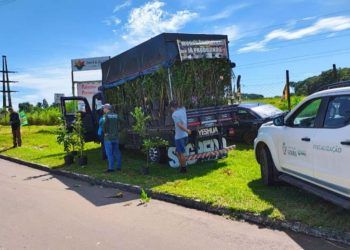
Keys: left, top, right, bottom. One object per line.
{"left": 1, "top": 125, "right": 350, "bottom": 232}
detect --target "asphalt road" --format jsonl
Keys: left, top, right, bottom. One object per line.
{"left": 0, "top": 159, "right": 346, "bottom": 250}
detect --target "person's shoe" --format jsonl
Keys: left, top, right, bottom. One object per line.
{"left": 179, "top": 167, "right": 187, "bottom": 173}
{"left": 13, "top": 145, "right": 17, "bottom": 148}
{"left": 104, "top": 169, "right": 115, "bottom": 173}
{"left": 116, "top": 168, "right": 121, "bottom": 171}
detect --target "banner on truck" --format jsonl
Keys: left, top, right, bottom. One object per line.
{"left": 177, "top": 40, "right": 228, "bottom": 62}
{"left": 71, "top": 56, "right": 110, "bottom": 72}
{"left": 77, "top": 81, "right": 102, "bottom": 106}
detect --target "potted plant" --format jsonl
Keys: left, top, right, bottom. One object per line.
{"left": 56, "top": 117, "right": 74, "bottom": 165}
{"left": 72, "top": 112, "right": 87, "bottom": 166}
{"left": 131, "top": 107, "right": 168, "bottom": 174}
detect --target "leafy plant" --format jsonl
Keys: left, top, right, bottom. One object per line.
{"left": 72, "top": 112, "right": 85, "bottom": 157}
{"left": 140, "top": 188, "right": 151, "bottom": 203}
{"left": 56, "top": 117, "right": 74, "bottom": 154}
{"left": 131, "top": 107, "right": 169, "bottom": 169}
{"left": 130, "top": 107, "right": 150, "bottom": 138}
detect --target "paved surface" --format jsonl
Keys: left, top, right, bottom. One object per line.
{"left": 0, "top": 159, "right": 346, "bottom": 250}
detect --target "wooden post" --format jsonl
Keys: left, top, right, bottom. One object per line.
{"left": 236, "top": 75, "right": 241, "bottom": 103}
{"left": 332, "top": 64, "right": 338, "bottom": 82}
{"left": 167, "top": 67, "right": 173, "bottom": 101}
{"left": 71, "top": 70, "right": 75, "bottom": 96}
{"left": 4, "top": 56, "right": 12, "bottom": 108}
{"left": 2, "top": 56, "right": 6, "bottom": 109}
{"left": 286, "top": 70, "right": 291, "bottom": 111}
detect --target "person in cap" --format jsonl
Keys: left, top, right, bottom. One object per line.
{"left": 97, "top": 105, "right": 107, "bottom": 160}
{"left": 102, "top": 104, "right": 122, "bottom": 172}
{"left": 9, "top": 107, "right": 22, "bottom": 147}
{"left": 170, "top": 100, "right": 191, "bottom": 173}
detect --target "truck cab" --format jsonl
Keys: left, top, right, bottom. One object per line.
{"left": 60, "top": 92, "right": 103, "bottom": 142}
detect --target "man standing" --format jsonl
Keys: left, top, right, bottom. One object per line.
{"left": 9, "top": 108, "right": 21, "bottom": 148}
{"left": 170, "top": 100, "right": 191, "bottom": 173}
{"left": 102, "top": 104, "right": 121, "bottom": 173}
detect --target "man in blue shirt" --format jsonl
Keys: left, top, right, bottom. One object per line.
{"left": 170, "top": 100, "right": 191, "bottom": 173}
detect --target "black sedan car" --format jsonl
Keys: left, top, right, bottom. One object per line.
{"left": 227, "top": 103, "right": 283, "bottom": 144}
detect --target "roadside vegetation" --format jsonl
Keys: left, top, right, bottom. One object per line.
{"left": 1, "top": 125, "right": 350, "bottom": 233}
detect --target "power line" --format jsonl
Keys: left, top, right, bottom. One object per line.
{"left": 236, "top": 48, "right": 350, "bottom": 68}
{"left": 234, "top": 30, "right": 350, "bottom": 53}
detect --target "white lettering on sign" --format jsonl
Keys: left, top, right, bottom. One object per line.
{"left": 168, "top": 138, "right": 227, "bottom": 168}
{"left": 198, "top": 127, "right": 218, "bottom": 137}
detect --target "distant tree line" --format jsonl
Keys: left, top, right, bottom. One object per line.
{"left": 18, "top": 98, "right": 58, "bottom": 112}
{"left": 241, "top": 93, "right": 264, "bottom": 99}
{"left": 292, "top": 67, "right": 350, "bottom": 96}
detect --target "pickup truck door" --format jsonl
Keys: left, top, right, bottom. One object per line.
{"left": 60, "top": 96, "right": 97, "bottom": 142}
{"left": 312, "top": 95, "right": 350, "bottom": 197}
{"left": 278, "top": 98, "right": 323, "bottom": 179}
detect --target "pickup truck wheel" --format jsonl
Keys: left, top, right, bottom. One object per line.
{"left": 148, "top": 147, "right": 168, "bottom": 164}
{"left": 259, "top": 146, "right": 278, "bottom": 186}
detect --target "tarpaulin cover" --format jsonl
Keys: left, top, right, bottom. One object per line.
{"left": 101, "top": 33, "right": 228, "bottom": 89}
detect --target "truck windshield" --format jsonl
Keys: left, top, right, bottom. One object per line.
{"left": 251, "top": 104, "right": 283, "bottom": 118}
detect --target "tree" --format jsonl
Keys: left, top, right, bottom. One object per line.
{"left": 293, "top": 67, "right": 350, "bottom": 96}
{"left": 42, "top": 99, "right": 49, "bottom": 109}
{"left": 19, "top": 102, "right": 34, "bottom": 112}
{"left": 36, "top": 102, "right": 43, "bottom": 109}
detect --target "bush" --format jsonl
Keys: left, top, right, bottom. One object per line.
{"left": 0, "top": 107, "right": 61, "bottom": 126}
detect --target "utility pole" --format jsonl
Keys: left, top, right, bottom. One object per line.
{"left": 236, "top": 75, "right": 241, "bottom": 103}
{"left": 1, "top": 55, "right": 18, "bottom": 110}
{"left": 286, "top": 70, "right": 291, "bottom": 111}
{"left": 332, "top": 64, "right": 338, "bottom": 82}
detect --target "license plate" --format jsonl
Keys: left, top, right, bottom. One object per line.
{"left": 198, "top": 127, "right": 219, "bottom": 137}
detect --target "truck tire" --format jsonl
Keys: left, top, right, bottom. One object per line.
{"left": 148, "top": 147, "right": 168, "bottom": 164}
{"left": 258, "top": 146, "right": 279, "bottom": 186}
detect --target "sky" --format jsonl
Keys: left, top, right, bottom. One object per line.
{"left": 1, "top": 0, "right": 350, "bottom": 108}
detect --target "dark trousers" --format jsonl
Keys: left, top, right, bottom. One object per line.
{"left": 12, "top": 127, "right": 22, "bottom": 147}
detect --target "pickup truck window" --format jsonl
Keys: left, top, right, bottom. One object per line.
{"left": 291, "top": 98, "right": 322, "bottom": 128}
{"left": 64, "top": 100, "right": 86, "bottom": 115}
{"left": 324, "top": 95, "right": 350, "bottom": 128}
{"left": 237, "top": 109, "right": 256, "bottom": 120}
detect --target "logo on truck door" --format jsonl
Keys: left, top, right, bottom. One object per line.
{"left": 168, "top": 138, "right": 227, "bottom": 168}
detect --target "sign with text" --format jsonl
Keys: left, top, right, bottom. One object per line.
{"left": 177, "top": 40, "right": 228, "bottom": 61}
{"left": 71, "top": 56, "right": 110, "bottom": 72}
{"left": 77, "top": 81, "right": 101, "bottom": 106}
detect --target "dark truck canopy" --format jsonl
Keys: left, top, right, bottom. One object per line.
{"left": 101, "top": 32, "right": 229, "bottom": 89}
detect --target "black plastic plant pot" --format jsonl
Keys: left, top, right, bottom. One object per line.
{"left": 142, "top": 166, "right": 149, "bottom": 175}
{"left": 64, "top": 154, "right": 74, "bottom": 165}
{"left": 77, "top": 155, "right": 88, "bottom": 166}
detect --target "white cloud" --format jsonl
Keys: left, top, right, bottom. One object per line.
{"left": 113, "top": 0, "right": 132, "bottom": 13}
{"left": 10, "top": 65, "right": 103, "bottom": 108}
{"left": 206, "top": 3, "right": 251, "bottom": 21}
{"left": 122, "top": 1, "right": 198, "bottom": 44}
{"left": 12, "top": 66, "right": 71, "bottom": 106}
{"left": 103, "top": 16, "right": 121, "bottom": 26}
{"left": 215, "top": 25, "right": 240, "bottom": 43}
{"left": 238, "top": 16, "right": 350, "bottom": 53}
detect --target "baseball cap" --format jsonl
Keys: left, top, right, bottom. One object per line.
{"left": 102, "top": 103, "right": 112, "bottom": 110}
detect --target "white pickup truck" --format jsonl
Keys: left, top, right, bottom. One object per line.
{"left": 254, "top": 83, "right": 350, "bottom": 208}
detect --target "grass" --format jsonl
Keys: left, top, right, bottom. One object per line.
{"left": 1, "top": 125, "right": 350, "bottom": 232}
{"left": 243, "top": 96, "right": 304, "bottom": 111}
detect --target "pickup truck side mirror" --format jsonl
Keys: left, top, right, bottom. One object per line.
{"left": 273, "top": 114, "right": 285, "bottom": 126}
